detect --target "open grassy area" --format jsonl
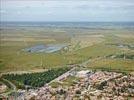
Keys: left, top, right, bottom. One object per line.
{"left": 87, "top": 58, "right": 134, "bottom": 73}
{"left": 50, "top": 76, "right": 80, "bottom": 88}
{"left": 86, "top": 34, "right": 134, "bottom": 73}
{"left": 0, "top": 27, "right": 70, "bottom": 72}
{"left": 0, "top": 27, "right": 134, "bottom": 73}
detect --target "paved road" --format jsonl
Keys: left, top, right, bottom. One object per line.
{"left": 80, "top": 57, "right": 103, "bottom": 67}
{"left": 47, "top": 57, "right": 104, "bottom": 85}
{"left": 3, "top": 78, "right": 16, "bottom": 91}
{"left": 0, "top": 78, "right": 16, "bottom": 98}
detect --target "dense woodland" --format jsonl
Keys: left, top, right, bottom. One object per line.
{"left": 2, "top": 67, "right": 70, "bottom": 88}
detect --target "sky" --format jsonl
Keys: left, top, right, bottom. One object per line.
{"left": 0, "top": 0, "right": 134, "bottom": 22}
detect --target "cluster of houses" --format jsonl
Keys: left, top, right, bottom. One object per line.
{"left": 103, "top": 75, "right": 134, "bottom": 97}
{"left": 24, "top": 70, "right": 134, "bottom": 100}
{"left": 1, "top": 69, "right": 134, "bottom": 100}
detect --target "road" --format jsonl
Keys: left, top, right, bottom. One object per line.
{"left": 0, "top": 78, "right": 16, "bottom": 98}
{"left": 47, "top": 67, "right": 76, "bottom": 85}
{"left": 80, "top": 57, "right": 104, "bottom": 67}
{"left": 46, "top": 56, "right": 105, "bottom": 86}
{"left": 0, "top": 56, "right": 107, "bottom": 99}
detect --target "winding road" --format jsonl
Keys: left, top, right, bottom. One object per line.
{"left": 0, "top": 78, "right": 16, "bottom": 98}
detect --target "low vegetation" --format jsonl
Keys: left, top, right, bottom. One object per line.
{"left": 0, "top": 27, "right": 134, "bottom": 74}
{"left": 87, "top": 58, "right": 134, "bottom": 73}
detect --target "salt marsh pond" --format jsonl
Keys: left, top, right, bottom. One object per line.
{"left": 22, "top": 44, "right": 67, "bottom": 53}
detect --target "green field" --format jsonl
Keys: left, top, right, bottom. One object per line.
{"left": 87, "top": 58, "right": 134, "bottom": 73}
{"left": 0, "top": 27, "right": 134, "bottom": 73}
{"left": 50, "top": 76, "right": 80, "bottom": 88}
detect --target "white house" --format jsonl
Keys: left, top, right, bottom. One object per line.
{"left": 76, "top": 70, "right": 90, "bottom": 78}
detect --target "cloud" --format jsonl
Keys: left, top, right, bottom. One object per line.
{"left": 0, "top": 10, "right": 7, "bottom": 13}
{"left": 1, "top": 0, "right": 134, "bottom": 21}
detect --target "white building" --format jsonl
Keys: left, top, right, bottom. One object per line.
{"left": 76, "top": 70, "right": 90, "bottom": 78}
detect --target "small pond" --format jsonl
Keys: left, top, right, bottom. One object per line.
{"left": 22, "top": 44, "right": 67, "bottom": 53}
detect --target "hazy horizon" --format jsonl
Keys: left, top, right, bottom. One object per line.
{"left": 1, "top": 0, "right": 134, "bottom": 22}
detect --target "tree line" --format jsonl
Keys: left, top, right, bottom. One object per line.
{"left": 2, "top": 67, "right": 70, "bottom": 88}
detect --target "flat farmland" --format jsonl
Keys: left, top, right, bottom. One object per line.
{"left": 0, "top": 27, "right": 134, "bottom": 73}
